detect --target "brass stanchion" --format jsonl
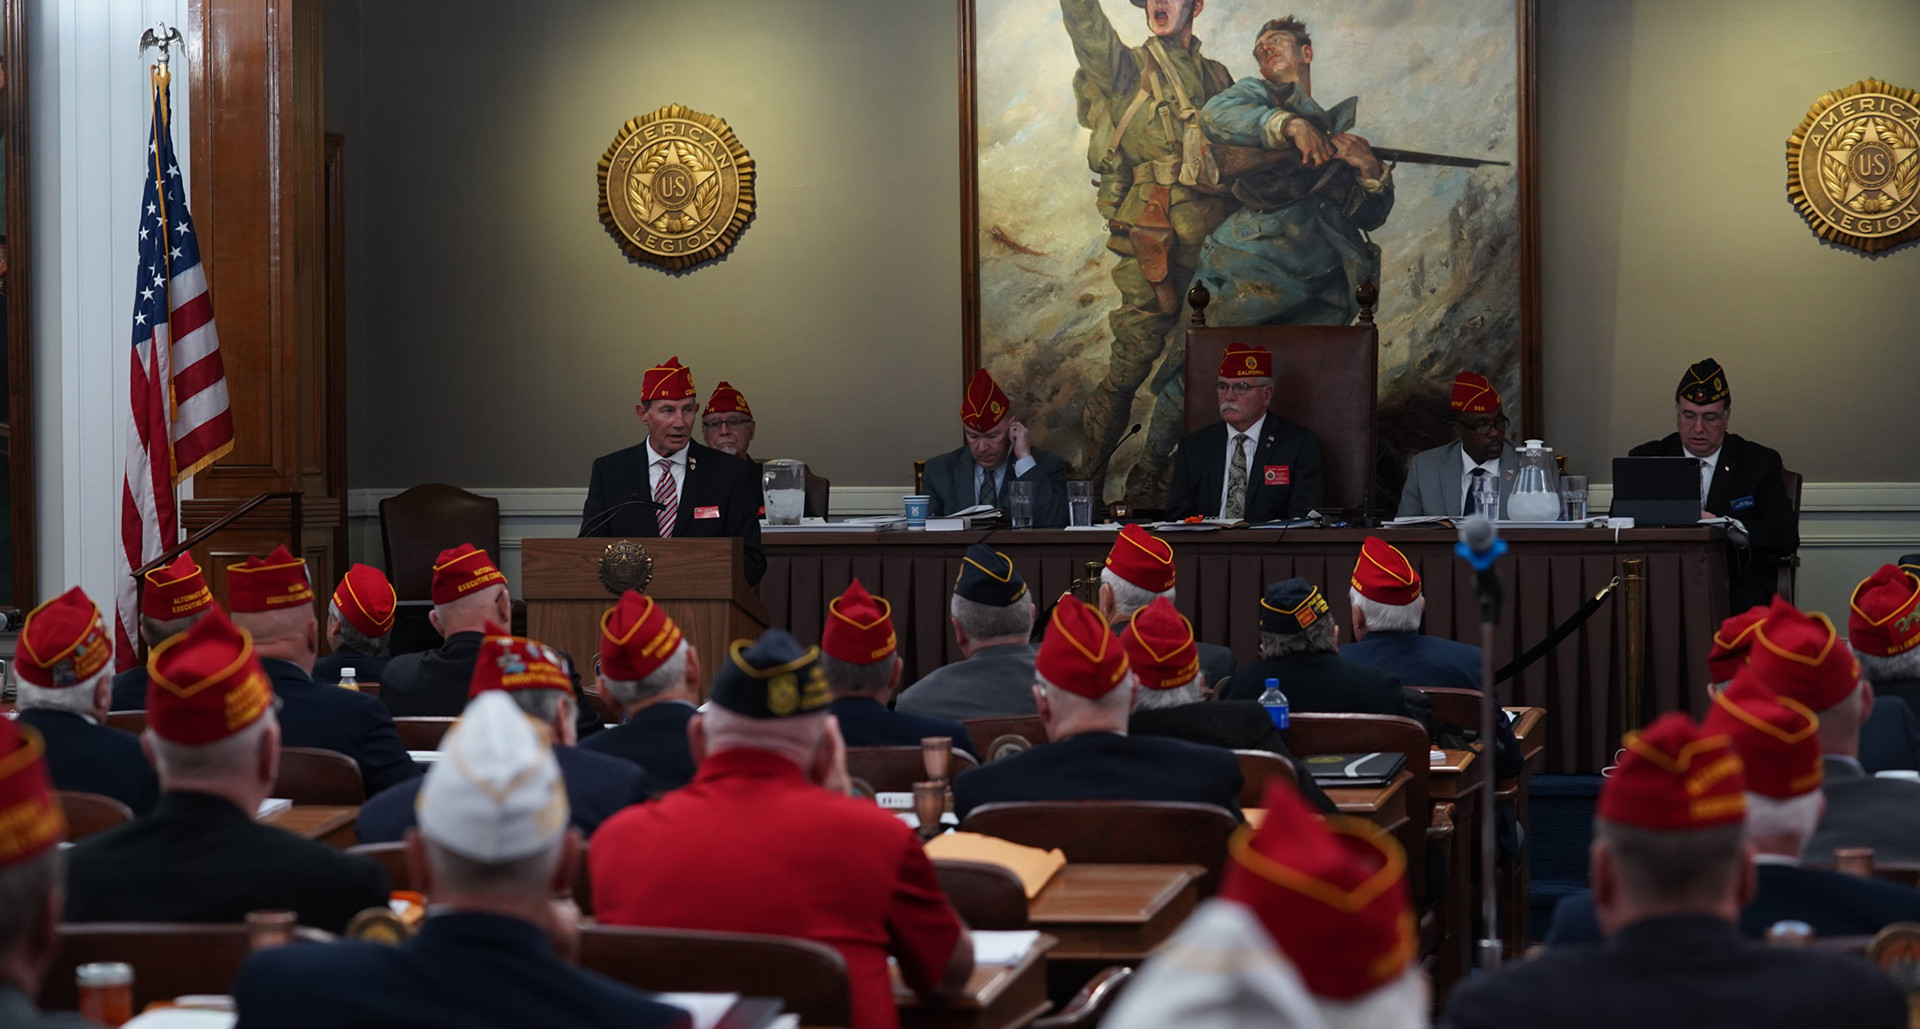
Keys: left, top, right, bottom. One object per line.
{"left": 1622, "top": 557, "right": 1647, "bottom": 730}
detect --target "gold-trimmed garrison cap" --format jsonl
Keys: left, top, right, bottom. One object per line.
{"left": 1677, "top": 358, "right": 1729, "bottom": 406}
{"left": 0, "top": 719, "right": 65, "bottom": 868}
{"left": 1260, "top": 577, "right": 1328, "bottom": 635}
{"left": 710, "top": 629, "right": 832, "bottom": 719}
{"left": 955, "top": 543, "right": 1028, "bottom": 608}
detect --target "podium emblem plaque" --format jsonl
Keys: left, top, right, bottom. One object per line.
{"left": 598, "top": 541, "right": 655, "bottom": 595}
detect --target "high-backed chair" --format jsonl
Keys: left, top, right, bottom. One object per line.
{"left": 577, "top": 925, "right": 852, "bottom": 1028}
{"left": 845, "top": 745, "right": 980, "bottom": 794}
{"left": 56, "top": 790, "right": 134, "bottom": 841}
{"left": 273, "top": 746, "right": 367, "bottom": 806}
{"left": 1183, "top": 291, "right": 1379, "bottom": 516}
{"left": 932, "top": 858, "right": 1031, "bottom": 930}
{"left": 378, "top": 484, "right": 502, "bottom": 650}
{"left": 959, "top": 800, "right": 1234, "bottom": 896}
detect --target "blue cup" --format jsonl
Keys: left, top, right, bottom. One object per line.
{"left": 904, "top": 495, "right": 930, "bottom": 528}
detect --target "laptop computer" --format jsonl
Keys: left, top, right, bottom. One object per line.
{"left": 1611, "top": 456, "right": 1702, "bottom": 526}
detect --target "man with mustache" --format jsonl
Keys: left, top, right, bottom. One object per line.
{"left": 1164, "top": 343, "right": 1323, "bottom": 522}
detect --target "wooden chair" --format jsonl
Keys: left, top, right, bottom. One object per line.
{"left": 348, "top": 841, "right": 412, "bottom": 891}
{"left": 1033, "top": 965, "right": 1133, "bottom": 1029}
{"left": 1231, "top": 749, "right": 1299, "bottom": 810}
{"left": 1779, "top": 467, "right": 1803, "bottom": 603}
{"left": 959, "top": 800, "right": 1235, "bottom": 896}
{"left": 42, "top": 922, "right": 328, "bottom": 1012}
{"left": 378, "top": 484, "right": 501, "bottom": 602}
{"left": 961, "top": 715, "right": 1047, "bottom": 763}
{"left": 392, "top": 716, "right": 457, "bottom": 751}
{"left": 577, "top": 925, "right": 852, "bottom": 1028}
{"left": 106, "top": 710, "right": 146, "bottom": 735}
{"left": 56, "top": 791, "right": 134, "bottom": 841}
{"left": 273, "top": 746, "right": 366, "bottom": 806}
{"left": 932, "top": 858, "right": 1030, "bottom": 930}
{"left": 1281, "top": 713, "right": 1436, "bottom": 901}
{"left": 844, "top": 745, "right": 980, "bottom": 793}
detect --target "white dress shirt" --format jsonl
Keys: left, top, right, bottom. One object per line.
{"left": 645, "top": 439, "right": 689, "bottom": 504}
{"left": 973, "top": 454, "right": 1037, "bottom": 505}
{"left": 1459, "top": 448, "right": 1501, "bottom": 515}
{"left": 1219, "top": 414, "right": 1267, "bottom": 516}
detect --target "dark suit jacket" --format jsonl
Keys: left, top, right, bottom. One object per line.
{"left": 16, "top": 708, "right": 158, "bottom": 816}
{"left": 580, "top": 701, "right": 699, "bottom": 791}
{"left": 922, "top": 444, "right": 1070, "bottom": 526}
{"left": 1127, "top": 701, "right": 1335, "bottom": 813}
{"left": 1860, "top": 695, "right": 1920, "bottom": 774}
{"left": 579, "top": 440, "right": 766, "bottom": 586}
{"left": 1628, "top": 432, "right": 1798, "bottom": 612}
{"left": 263, "top": 658, "right": 420, "bottom": 796}
{"left": 1546, "top": 862, "right": 1920, "bottom": 944}
{"left": 1876, "top": 677, "right": 1920, "bottom": 725}
{"left": 109, "top": 665, "right": 150, "bottom": 712}
{"left": 65, "top": 791, "right": 392, "bottom": 934}
{"left": 0, "top": 984, "right": 92, "bottom": 1027}
{"left": 895, "top": 643, "right": 1040, "bottom": 721}
{"left": 358, "top": 745, "right": 651, "bottom": 843}
{"left": 232, "top": 911, "right": 692, "bottom": 1029}
{"left": 1165, "top": 417, "right": 1324, "bottom": 522}
{"left": 1222, "top": 652, "right": 1434, "bottom": 738}
{"left": 312, "top": 649, "right": 391, "bottom": 686}
{"left": 952, "top": 731, "right": 1243, "bottom": 821}
{"left": 1444, "top": 914, "right": 1905, "bottom": 1029}
{"left": 1805, "top": 755, "right": 1920, "bottom": 865}
{"left": 828, "top": 696, "right": 979, "bottom": 760}
{"left": 379, "top": 631, "right": 604, "bottom": 740}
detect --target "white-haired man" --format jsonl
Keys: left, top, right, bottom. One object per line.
{"left": 12, "top": 588, "right": 157, "bottom": 815}
{"left": 591, "top": 630, "right": 973, "bottom": 1029}
{"left": 1165, "top": 343, "right": 1323, "bottom": 522}
{"left": 1222, "top": 579, "right": 1433, "bottom": 736}
{"left": 64, "top": 608, "right": 390, "bottom": 934}
{"left": 1097, "top": 523, "right": 1234, "bottom": 684}
{"left": 312, "top": 563, "right": 397, "bottom": 686}
{"left": 579, "top": 590, "right": 700, "bottom": 790}
{"left": 952, "top": 596, "right": 1243, "bottom": 821}
{"left": 233, "top": 691, "right": 692, "bottom": 1028}
{"left": 896, "top": 544, "right": 1041, "bottom": 719}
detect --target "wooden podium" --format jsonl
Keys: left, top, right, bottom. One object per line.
{"left": 519, "top": 538, "right": 768, "bottom": 700}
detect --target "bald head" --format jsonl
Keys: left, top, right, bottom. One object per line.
{"left": 430, "top": 584, "right": 511, "bottom": 639}
{"left": 231, "top": 606, "right": 319, "bottom": 671}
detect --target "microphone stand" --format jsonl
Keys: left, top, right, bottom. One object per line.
{"left": 1455, "top": 520, "right": 1508, "bottom": 970}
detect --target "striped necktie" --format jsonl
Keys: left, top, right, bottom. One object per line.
{"left": 654, "top": 458, "right": 678, "bottom": 538}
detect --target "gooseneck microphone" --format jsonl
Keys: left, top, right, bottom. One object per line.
{"left": 578, "top": 493, "right": 666, "bottom": 538}
{"left": 1079, "top": 423, "right": 1144, "bottom": 482}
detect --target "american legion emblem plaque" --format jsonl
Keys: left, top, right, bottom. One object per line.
{"left": 598, "top": 104, "right": 756, "bottom": 271}
{"left": 1786, "top": 79, "right": 1920, "bottom": 253}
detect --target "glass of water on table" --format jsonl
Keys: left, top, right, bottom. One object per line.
{"left": 1067, "top": 481, "right": 1094, "bottom": 527}
{"left": 1561, "top": 475, "right": 1589, "bottom": 521}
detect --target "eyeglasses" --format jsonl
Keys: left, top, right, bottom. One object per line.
{"left": 1214, "top": 381, "right": 1270, "bottom": 397}
{"left": 703, "top": 417, "right": 753, "bottom": 431}
{"left": 1455, "top": 414, "right": 1510, "bottom": 437}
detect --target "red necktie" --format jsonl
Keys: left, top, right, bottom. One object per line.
{"left": 654, "top": 458, "right": 678, "bottom": 538}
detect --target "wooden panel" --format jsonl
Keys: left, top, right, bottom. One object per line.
{"left": 5, "top": 0, "right": 35, "bottom": 605}
{"left": 520, "top": 538, "right": 746, "bottom": 602}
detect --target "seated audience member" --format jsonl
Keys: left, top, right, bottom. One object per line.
{"left": 226, "top": 546, "right": 419, "bottom": 795}
{"left": 0, "top": 720, "right": 79, "bottom": 1028}
{"left": 1222, "top": 579, "right": 1434, "bottom": 735}
{"left": 1850, "top": 564, "right": 1920, "bottom": 721}
{"left": 1099, "top": 523, "right": 1234, "bottom": 684}
{"left": 579, "top": 591, "right": 700, "bottom": 791}
{"left": 233, "top": 692, "right": 692, "bottom": 1029}
{"left": 1548, "top": 678, "right": 1920, "bottom": 943}
{"left": 590, "top": 630, "right": 973, "bottom": 1029}
{"left": 1738, "top": 601, "right": 1920, "bottom": 864}
{"left": 359, "top": 630, "right": 651, "bottom": 844}
{"left": 953, "top": 596, "right": 1243, "bottom": 821}
{"left": 1629, "top": 358, "right": 1798, "bottom": 613}
{"left": 896, "top": 544, "right": 1040, "bottom": 719}
{"left": 1341, "top": 536, "right": 1520, "bottom": 778}
{"left": 1398, "top": 372, "right": 1547, "bottom": 519}
{"left": 1707, "top": 605, "right": 1769, "bottom": 689}
{"left": 1442, "top": 712, "right": 1906, "bottom": 1029}
{"left": 13, "top": 588, "right": 158, "bottom": 815}
{"left": 700, "top": 380, "right": 828, "bottom": 518}
{"left": 66, "top": 608, "right": 391, "bottom": 933}
{"left": 922, "top": 368, "right": 1068, "bottom": 525}
{"left": 1106, "top": 782, "right": 1425, "bottom": 1029}
{"left": 1122, "top": 597, "right": 1335, "bottom": 814}
{"left": 820, "top": 580, "right": 976, "bottom": 759}
{"left": 110, "top": 554, "right": 216, "bottom": 710}
{"left": 312, "top": 563, "right": 397, "bottom": 686}
{"left": 1166, "top": 343, "right": 1324, "bottom": 522}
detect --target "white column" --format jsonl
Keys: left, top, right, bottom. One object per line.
{"left": 28, "top": 0, "right": 189, "bottom": 605}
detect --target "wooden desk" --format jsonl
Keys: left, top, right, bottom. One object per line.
{"left": 1502, "top": 707, "right": 1547, "bottom": 955}
{"left": 265, "top": 805, "right": 359, "bottom": 848}
{"left": 1026, "top": 864, "right": 1203, "bottom": 962}
{"left": 894, "top": 933, "right": 1055, "bottom": 1029}
{"left": 1429, "top": 747, "right": 1485, "bottom": 1001}
{"left": 763, "top": 526, "right": 1728, "bottom": 772}
{"left": 1321, "top": 770, "right": 1413, "bottom": 837}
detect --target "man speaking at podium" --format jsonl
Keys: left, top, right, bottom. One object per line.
{"left": 580, "top": 356, "right": 766, "bottom": 587}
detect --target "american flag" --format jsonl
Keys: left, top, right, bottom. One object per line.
{"left": 115, "top": 72, "right": 234, "bottom": 669}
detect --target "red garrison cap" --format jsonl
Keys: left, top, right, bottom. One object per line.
{"left": 431, "top": 544, "right": 508, "bottom": 606}
{"left": 598, "top": 590, "right": 685, "bottom": 682}
{"left": 1120, "top": 597, "right": 1200, "bottom": 690}
{"left": 1219, "top": 343, "right": 1272, "bottom": 379}
{"left": 469, "top": 630, "right": 573, "bottom": 698}
{"left": 822, "top": 579, "right": 898, "bottom": 665}
{"left": 1748, "top": 598, "right": 1861, "bottom": 712}
{"left": 1596, "top": 711, "right": 1746, "bottom": 831}
{"left": 960, "top": 368, "right": 1012, "bottom": 433}
{"left": 1104, "top": 523, "right": 1176, "bottom": 594}
{"left": 1351, "top": 536, "right": 1422, "bottom": 606}
{"left": 1708, "top": 606, "right": 1769, "bottom": 684}
{"left": 16, "top": 587, "right": 112, "bottom": 689}
{"left": 0, "top": 720, "right": 65, "bottom": 869}
{"left": 145, "top": 606, "right": 275, "bottom": 746}
{"left": 1449, "top": 372, "right": 1500, "bottom": 414}
{"left": 331, "top": 564, "right": 397, "bottom": 638}
{"left": 1850, "top": 565, "right": 1920, "bottom": 659}
{"left": 641, "top": 356, "right": 696, "bottom": 402}
{"left": 226, "top": 545, "right": 314, "bottom": 614}
{"left": 702, "top": 381, "right": 752, "bottom": 418}
{"left": 1035, "top": 595, "right": 1131, "bottom": 700}
{"left": 1705, "top": 675, "right": 1822, "bottom": 800}
{"left": 141, "top": 554, "right": 215, "bottom": 621}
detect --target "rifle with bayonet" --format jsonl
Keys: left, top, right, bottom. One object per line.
{"left": 1210, "top": 142, "right": 1508, "bottom": 180}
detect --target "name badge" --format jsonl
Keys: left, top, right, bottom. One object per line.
{"left": 694, "top": 505, "right": 721, "bottom": 520}
{"left": 1730, "top": 495, "right": 1755, "bottom": 512}
{"left": 1263, "top": 465, "right": 1290, "bottom": 486}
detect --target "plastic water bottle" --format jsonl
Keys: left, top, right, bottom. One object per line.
{"left": 1258, "top": 677, "right": 1289, "bottom": 729}
{"left": 337, "top": 666, "right": 358, "bottom": 691}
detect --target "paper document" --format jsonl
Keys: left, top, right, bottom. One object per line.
{"left": 654, "top": 993, "right": 742, "bottom": 1029}
{"left": 256, "top": 798, "right": 292, "bottom": 818}
{"left": 922, "top": 832, "right": 1067, "bottom": 897}
{"left": 971, "top": 929, "right": 1041, "bottom": 966}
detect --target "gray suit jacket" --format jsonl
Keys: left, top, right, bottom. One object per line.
{"left": 895, "top": 642, "right": 1039, "bottom": 721}
{"left": 1398, "top": 439, "right": 1555, "bottom": 520}
{"left": 1804, "top": 755, "right": 1920, "bottom": 865}
{"left": 924, "top": 445, "right": 1070, "bottom": 526}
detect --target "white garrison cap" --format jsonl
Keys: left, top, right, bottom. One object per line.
{"left": 416, "top": 690, "right": 568, "bottom": 863}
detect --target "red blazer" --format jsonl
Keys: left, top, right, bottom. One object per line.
{"left": 589, "top": 748, "right": 962, "bottom": 1029}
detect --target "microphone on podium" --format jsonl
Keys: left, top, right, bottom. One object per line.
{"left": 1080, "top": 423, "right": 1144, "bottom": 482}
{"left": 578, "top": 493, "right": 667, "bottom": 538}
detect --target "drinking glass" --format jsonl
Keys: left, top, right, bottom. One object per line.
{"left": 1561, "top": 475, "right": 1590, "bottom": 521}
{"left": 761, "top": 460, "right": 806, "bottom": 525}
{"left": 1470, "top": 479, "right": 1500, "bottom": 520}
{"left": 1067, "top": 480, "right": 1094, "bottom": 527}
{"left": 1009, "top": 480, "right": 1034, "bottom": 529}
